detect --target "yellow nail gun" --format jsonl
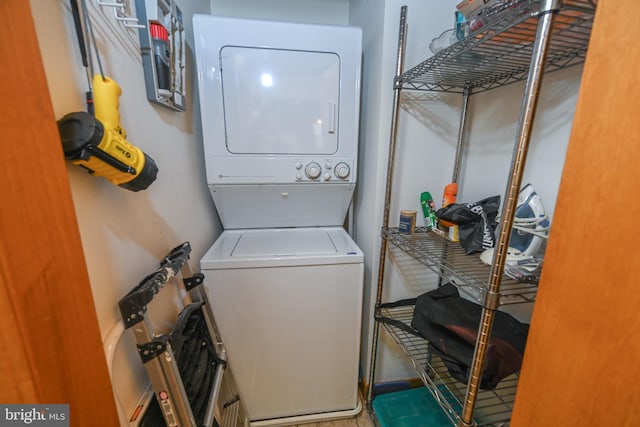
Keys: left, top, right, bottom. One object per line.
{"left": 57, "top": 76, "right": 158, "bottom": 191}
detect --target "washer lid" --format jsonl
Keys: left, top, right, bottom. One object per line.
{"left": 201, "top": 227, "right": 363, "bottom": 269}
{"left": 233, "top": 228, "right": 336, "bottom": 257}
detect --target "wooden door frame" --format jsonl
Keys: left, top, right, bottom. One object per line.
{"left": 0, "top": 1, "right": 119, "bottom": 425}
{"left": 511, "top": 0, "right": 640, "bottom": 425}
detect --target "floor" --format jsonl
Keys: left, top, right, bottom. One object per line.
{"left": 290, "top": 405, "right": 376, "bottom": 427}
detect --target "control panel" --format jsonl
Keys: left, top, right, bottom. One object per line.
{"left": 295, "top": 159, "right": 351, "bottom": 182}
{"left": 208, "top": 156, "right": 355, "bottom": 185}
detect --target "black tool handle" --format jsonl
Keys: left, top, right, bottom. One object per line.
{"left": 69, "top": 0, "right": 88, "bottom": 67}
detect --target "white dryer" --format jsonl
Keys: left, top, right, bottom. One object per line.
{"left": 193, "top": 15, "right": 362, "bottom": 229}
{"left": 193, "top": 15, "right": 364, "bottom": 426}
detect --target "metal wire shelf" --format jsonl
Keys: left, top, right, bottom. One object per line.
{"left": 382, "top": 227, "right": 538, "bottom": 305}
{"left": 400, "top": 0, "right": 596, "bottom": 93}
{"left": 379, "top": 305, "right": 518, "bottom": 427}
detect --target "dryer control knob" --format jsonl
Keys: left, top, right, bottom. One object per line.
{"left": 296, "top": 173, "right": 303, "bottom": 181}
{"left": 295, "top": 161, "right": 303, "bottom": 169}
{"left": 305, "top": 162, "right": 322, "bottom": 179}
{"left": 324, "top": 173, "right": 331, "bottom": 181}
{"left": 334, "top": 162, "right": 351, "bottom": 179}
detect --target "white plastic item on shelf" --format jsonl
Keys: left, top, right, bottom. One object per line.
{"left": 429, "top": 29, "right": 458, "bottom": 54}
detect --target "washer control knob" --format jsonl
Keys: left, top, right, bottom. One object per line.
{"left": 334, "top": 162, "right": 351, "bottom": 179}
{"left": 305, "top": 162, "right": 322, "bottom": 180}
{"left": 295, "top": 161, "right": 303, "bottom": 169}
{"left": 324, "top": 173, "right": 331, "bottom": 181}
{"left": 324, "top": 162, "right": 332, "bottom": 169}
{"left": 296, "top": 173, "right": 303, "bottom": 181}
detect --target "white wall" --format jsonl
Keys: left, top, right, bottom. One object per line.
{"left": 31, "top": 0, "right": 216, "bottom": 421}
{"left": 211, "top": 0, "right": 350, "bottom": 24}
{"left": 458, "top": 67, "right": 581, "bottom": 216}
{"left": 348, "top": 0, "right": 388, "bottom": 384}
{"left": 350, "top": 0, "right": 462, "bottom": 385}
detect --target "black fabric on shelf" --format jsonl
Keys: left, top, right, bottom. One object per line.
{"left": 411, "top": 283, "right": 529, "bottom": 390}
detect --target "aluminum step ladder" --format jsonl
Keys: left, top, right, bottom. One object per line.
{"left": 119, "top": 242, "right": 247, "bottom": 427}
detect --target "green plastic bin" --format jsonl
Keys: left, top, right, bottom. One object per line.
{"left": 372, "top": 387, "right": 452, "bottom": 427}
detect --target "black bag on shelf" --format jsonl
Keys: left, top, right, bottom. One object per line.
{"left": 410, "top": 283, "right": 529, "bottom": 390}
{"left": 436, "top": 195, "right": 500, "bottom": 254}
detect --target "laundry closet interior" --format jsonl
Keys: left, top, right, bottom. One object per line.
{"left": 7, "top": 0, "right": 640, "bottom": 426}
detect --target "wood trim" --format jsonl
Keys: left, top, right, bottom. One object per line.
{"left": 511, "top": 1, "right": 640, "bottom": 425}
{"left": 0, "top": 1, "right": 119, "bottom": 425}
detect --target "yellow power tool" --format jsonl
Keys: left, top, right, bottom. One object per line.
{"left": 57, "top": 76, "right": 158, "bottom": 191}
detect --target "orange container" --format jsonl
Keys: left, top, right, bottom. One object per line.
{"left": 440, "top": 183, "right": 458, "bottom": 228}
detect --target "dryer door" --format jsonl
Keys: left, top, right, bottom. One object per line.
{"left": 220, "top": 46, "right": 340, "bottom": 155}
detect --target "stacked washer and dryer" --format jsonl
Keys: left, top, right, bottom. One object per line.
{"left": 193, "top": 16, "right": 364, "bottom": 426}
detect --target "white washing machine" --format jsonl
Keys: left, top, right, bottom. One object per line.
{"left": 201, "top": 227, "right": 363, "bottom": 424}
{"left": 193, "top": 15, "right": 364, "bottom": 426}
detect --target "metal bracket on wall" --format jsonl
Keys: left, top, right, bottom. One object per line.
{"left": 134, "top": 0, "right": 187, "bottom": 111}
{"left": 96, "top": 0, "right": 145, "bottom": 28}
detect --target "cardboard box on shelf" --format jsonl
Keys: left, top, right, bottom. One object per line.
{"left": 456, "top": 0, "right": 492, "bottom": 19}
